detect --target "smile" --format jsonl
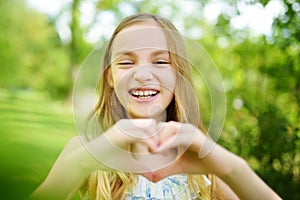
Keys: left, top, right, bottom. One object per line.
{"left": 130, "top": 89, "right": 159, "bottom": 99}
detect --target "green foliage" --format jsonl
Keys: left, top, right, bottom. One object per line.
{"left": 0, "top": 0, "right": 71, "bottom": 99}
{"left": 202, "top": 20, "right": 300, "bottom": 200}
{"left": 69, "top": 0, "right": 92, "bottom": 66}
{"left": 0, "top": 0, "right": 299, "bottom": 199}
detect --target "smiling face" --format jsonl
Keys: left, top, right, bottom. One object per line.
{"left": 108, "top": 21, "right": 176, "bottom": 121}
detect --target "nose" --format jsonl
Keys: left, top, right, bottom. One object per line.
{"left": 133, "top": 65, "right": 154, "bottom": 82}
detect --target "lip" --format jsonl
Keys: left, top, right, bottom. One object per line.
{"left": 128, "top": 87, "right": 160, "bottom": 103}
{"left": 131, "top": 94, "right": 158, "bottom": 103}
{"left": 129, "top": 87, "right": 159, "bottom": 91}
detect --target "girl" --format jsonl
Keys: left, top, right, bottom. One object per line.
{"left": 30, "top": 13, "right": 282, "bottom": 200}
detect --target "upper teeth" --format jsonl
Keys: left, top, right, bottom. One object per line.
{"left": 132, "top": 90, "right": 158, "bottom": 97}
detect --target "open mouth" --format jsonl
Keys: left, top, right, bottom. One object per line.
{"left": 129, "top": 89, "right": 159, "bottom": 99}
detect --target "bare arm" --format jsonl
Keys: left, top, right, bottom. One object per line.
{"left": 206, "top": 143, "right": 282, "bottom": 200}
{"left": 215, "top": 177, "right": 239, "bottom": 200}
{"left": 29, "top": 119, "right": 158, "bottom": 200}
{"left": 146, "top": 121, "right": 282, "bottom": 200}
{"left": 29, "top": 136, "right": 100, "bottom": 200}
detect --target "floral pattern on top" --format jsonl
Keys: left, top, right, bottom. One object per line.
{"left": 125, "top": 174, "right": 211, "bottom": 200}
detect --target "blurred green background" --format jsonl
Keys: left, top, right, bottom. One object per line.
{"left": 0, "top": 0, "right": 299, "bottom": 199}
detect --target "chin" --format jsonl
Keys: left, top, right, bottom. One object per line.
{"left": 129, "top": 110, "right": 167, "bottom": 121}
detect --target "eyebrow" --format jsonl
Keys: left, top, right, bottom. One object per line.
{"left": 113, "top": 49, "right": 170, "bottom": 58}
{"left": 151, "top": 50, "right": 170, "bottom": 57}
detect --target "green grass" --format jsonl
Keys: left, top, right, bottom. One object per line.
{"left": 0, "top": 89, "right": 80, "bottom": 199}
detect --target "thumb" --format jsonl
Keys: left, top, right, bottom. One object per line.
{"left": 142, "top": 162, "right": 180, "bottom": 183}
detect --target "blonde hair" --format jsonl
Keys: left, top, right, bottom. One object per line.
{"left": 85, "top": 13, "right": 224, "bottom": 200}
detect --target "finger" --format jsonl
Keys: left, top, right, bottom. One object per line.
{"left": 120, "top": 119, "right": 159, "bottom": 143}
{"left": 141, "top": 163, "right": 180, "bottom": 183}
{"left": 100, "top": 147, "right": 154, "bottom": 173}
{"left": 87, "top": 134, "right": 151, "bottom": 173}
{"left": 131, "top": 118, "right": 156, "bottom": 130}
{"left": 116, "top": 119, "right": 150, "bottom": 139}
{"left": 142, "top": 118, "right": 161, "bottom": 144}
{"left": 112, "top": 120, "right": 156, "bottom": 146}
{"left": 156, "top": 121, "right": 179, "bottom": 146}
{"left": 143, "top": 121, "right": 180, "bottom": 153}
{"left": 155, "top": 132, "right": 195, "bottom": 153}
{"left": 154, "top": 121, "right": 189, "bottom": 152}
{"left": 140, "top": 171, "right": 154, "bottom": 181}
{"left": 133, "top": 138, "right": 158, "bottom": 154}
{"left": 128, "top": 119, "right": 161, "bottom": 149}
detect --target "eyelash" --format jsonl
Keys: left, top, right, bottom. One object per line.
{"left": 116, "top": 60, "right": 170, "bottom": 66}
{"left": 118, "top": 62, "right": 133, "bottom": 65}
{"left": 155, "top": 60, "right": 170, "bottom": 65}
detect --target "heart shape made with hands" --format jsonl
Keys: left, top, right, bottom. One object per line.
{"left": 112, "top": 119, "right": 214, "bottom": 182}
{"left": 112, "top": 119, "right": 188, "bottom": 173}
{"left": 88, "top": 119, "right": 216, "bottom": 183}
{"left": 136, "top": 122, "right": 211, "bottom": 182}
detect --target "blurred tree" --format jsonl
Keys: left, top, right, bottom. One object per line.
{"left": 199, "top": 1, "right": 300, "bottom": 199}
{"left": 0, "top": 0, "right": 299, "bottom": 198}
{"left": 0, "top": 0, "right": 71, "bottom": 98}
{"left": 68, "top": 0, "right": 92, "bottom": 84}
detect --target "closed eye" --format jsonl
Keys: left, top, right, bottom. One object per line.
{"left": 115, "top": 61, "right": 135, "bottom": 69}
{"left": 154, "top": 60, "right": 170, "bottom": 65}
{"left": 118, "top": 61, "right": 134, "bottom": 65}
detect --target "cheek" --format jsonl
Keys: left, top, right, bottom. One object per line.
{"left": 158, "top": 68, "right": 177, "bottom": 93}
{"left": 112, "top": 70, "right": 132, "bottom": 101}
{"left": 111, "top": 68, "right": 131, "bottom": 86}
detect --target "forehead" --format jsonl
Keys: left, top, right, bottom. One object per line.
{"left": 111, "top": 21, "right": 169, "bottom": 58}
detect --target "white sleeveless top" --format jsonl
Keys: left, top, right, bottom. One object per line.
{"left": 125, "top": 174, "right": 211, "bottom": 200}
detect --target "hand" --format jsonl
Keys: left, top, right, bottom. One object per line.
{"left": 88, "top": 120, "right": 232, "bottom": 180}
{"left": 84, "top": 119, "right": 156, "bottom": 172}
{"left": 105, "top": 118, "right": 159, "bottom": 150}
{"left": 141, "top": 121, "right": 228, "bottom": 183}
{"left": 85, "top": 119, "right": 177, "bottom": 173}
{"left": 140, "top": 121, "right": 206, "bottom": 182}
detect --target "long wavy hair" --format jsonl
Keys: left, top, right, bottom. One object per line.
{"left": 84, "top": 13, "right": 224, "bottom": 200}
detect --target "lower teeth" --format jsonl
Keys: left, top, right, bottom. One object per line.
{"left": 138, "top": 96, "right": 151, "bottom": 99}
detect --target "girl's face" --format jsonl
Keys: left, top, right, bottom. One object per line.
{"left": 108, "top": 21, "right": 176, "bottom": 121}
